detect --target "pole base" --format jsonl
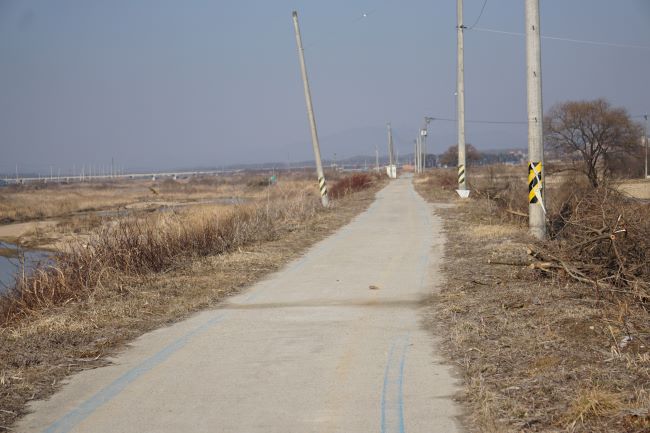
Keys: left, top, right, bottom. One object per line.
{"left": 456, "top": 189, "right": 470, "bottom": 198}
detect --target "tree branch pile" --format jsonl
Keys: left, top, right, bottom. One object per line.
{"left": 533, "top": 187, "right": 650, "bottom": 302}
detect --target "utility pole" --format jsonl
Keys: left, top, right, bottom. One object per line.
{"left": 386, "top": 123, "right": 397, "bottom": 178}
{"left": 292, "top": 11, "right": 329, "bottom": 207}
{"left": 387, "top": 122, "right": 394, "bottom": 166}
{"left": 643, "top": 113, "right": 648, "bottom": 179}
{"left": 421, "top": 117, "right": 433, "bottom": 172}
{"left": 375, "top": 143, "right": 379, "bottom": 172}
{"left": 414, "top": 138, "right": 419, "bottom": 173}
{"left": 417, "top": 134, "right": 422, "bottom": 173}
{"left": 456, "top": 0, "right": 467, "bottom": 192}
{"left": 525, "top": 0, "right": 546, "bottom": 239}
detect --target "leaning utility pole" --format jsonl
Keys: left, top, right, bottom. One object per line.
{"left": 292, "top": 11, "right": 329, "bottom": 206}
{"left": 525, "top": 0, "right": 546, "bottom": 239}
{"left": 456, "top": 0, "right": 467, "bottom": 192}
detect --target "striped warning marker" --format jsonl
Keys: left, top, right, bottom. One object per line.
{"left": 528, "top": 161, "right": 544, "bottom": 208}
{"left": 318, "top": 176, "right": 328, "bottom": 198}
{"left": 457, "top": 164, "right": 465, "bottom": 185}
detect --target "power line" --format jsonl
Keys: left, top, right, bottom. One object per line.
{"left": 467, "top": 0, "right": 488, "bottom": 30}
{"left": 470, "top": 27, "right": 650, "bottom": 51}
{"left": 427, "top": 116, "right": 527, "bottom": 125}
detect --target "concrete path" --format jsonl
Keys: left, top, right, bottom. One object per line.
{"left": 17, "top": 177, "right": 461, "bottom": 433}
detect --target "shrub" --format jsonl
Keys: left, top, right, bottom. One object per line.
{"left": 328, "top": 173, "right": 374, "bottom": 200}
{"left": 0, "top": 193, "right": 319, "bottom": 323}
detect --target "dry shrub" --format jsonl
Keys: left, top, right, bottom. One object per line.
{"left": 425, "top": 168, "right": 457, "bottom": 190}
{"left": 412, "top": 169, "right": 459, "bottom": 201}
{"left": 0, "top": 192, "right": 320, "bottom": 323}
{"left": 544, "top": 186, "right": 650, "bottom": 302}
{"left": 328, "top": 173, "right": 375, "bottom": 199}
{"left": 469, "top": 168, "right": 528, "bottom": 220}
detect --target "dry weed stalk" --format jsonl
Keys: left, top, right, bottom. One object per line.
{"left": 0, "top": 192, "right": 320, "bottom": 323}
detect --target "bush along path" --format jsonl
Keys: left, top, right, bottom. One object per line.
{"left": 415, "top": 171, "right": 650, "bottom": 433}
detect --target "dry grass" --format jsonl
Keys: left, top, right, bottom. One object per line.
{"left": 0, "top": 193, "right": 320, "bottom": 322}
{"left": 0, "top": 174, "right": 309, "bottom": 224}
{"left": 0, "top": 173, "right": 386, "bottom": 430}
{"left": 416, "top": 169, "right": 650, "bottom": 433}
{"left": 328, "top": 173, "right": 377, "bottom": 199}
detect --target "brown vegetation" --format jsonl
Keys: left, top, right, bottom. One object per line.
{"left": 416, "top": 168, "right": 649, "bottom": 433}
{"left": 328, "top": 173, "right": 376, "bottom": 199}
{"left": 0, "top": 172, "right": 386, "bottom": 430}
{"left": 1, "top": 194, "right": 319, "bottom": 323}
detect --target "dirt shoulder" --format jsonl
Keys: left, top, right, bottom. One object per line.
{"left": 415, "top": 177, "right": 649, "bottom": 433}
{"left": 0, "top": 182, "right": 385, "bottom": 430}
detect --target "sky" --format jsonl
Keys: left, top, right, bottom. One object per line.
{"left": 0, "top": 0, "right": 649, "bottom": 174}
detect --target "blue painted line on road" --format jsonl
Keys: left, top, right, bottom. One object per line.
{"left": 381, "top": 334, "right": 409, "bottom": 433}
{"left": 381, "top": 338, "right": 398, "bottom": 433}
{"left": 398, "top": 335, "right": 409, "bottom": 433}
{"left": 42, "top": 313, "right": 227, "bottom": 433}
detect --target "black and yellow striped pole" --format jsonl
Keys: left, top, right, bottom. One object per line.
{"left": 458, "top": 164, "right": 465, "bottom": 186}
{"left": 528, "top": 162, "right": 545, "bottom": 211}
{"left": 525, "top": 0, "right": 545, "bottom": 238}
{"left": 456, "top": 0, "right": 468, "bottom": 196}
{"left": 292, "top": 11, "right": 329, "bottom": 207}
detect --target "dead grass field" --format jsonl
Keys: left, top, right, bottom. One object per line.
{"left": 0, "top": 172, "right": 385, "bottom": 430}
{"left": 415, "top": 170, "right": 649, "bottom": 433}
{"left": 0, "top": 172, "right": 325, "bottom": 249}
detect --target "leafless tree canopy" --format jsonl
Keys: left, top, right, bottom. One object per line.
{"left": 438, "top": 143, "right": 482, "bottom": 167}
{"left": 544, "top": 99, "right": 642, "bottom": 187}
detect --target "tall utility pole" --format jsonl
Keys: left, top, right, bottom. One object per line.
{"left": 292, "top": 11, "right": 329, "bottom": 207}
{"left": 456, "top": 0, "right": 467, "bottom": 191}
{"left": 643, "top": 113, "right": 648, "bottom": 179}
{"left": 525, "top": 0, "right": 546, "bottom": 239}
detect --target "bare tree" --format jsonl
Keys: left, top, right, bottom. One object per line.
{"left": 439, "top": 143, "right": 482, "bottom": 167}
{"left": 544, "top": 99, "right": 642, "bottom": 187}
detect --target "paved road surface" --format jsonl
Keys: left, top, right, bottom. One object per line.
{"left": 17, "top": 177, "right": 461, "bottom": 433}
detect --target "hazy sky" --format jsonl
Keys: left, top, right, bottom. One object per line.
{"left": 1, "top": 0, "right": 649, "bottom": 173}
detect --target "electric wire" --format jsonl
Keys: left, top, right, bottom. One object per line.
{"left": 467, "top": 0, "right": 488, "bottom": 30}
{"left": 470, "top": 27, "right": 650, "bottom": 51}
{"left": 426, "top": 116, "right": 527, "bottom": 125}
